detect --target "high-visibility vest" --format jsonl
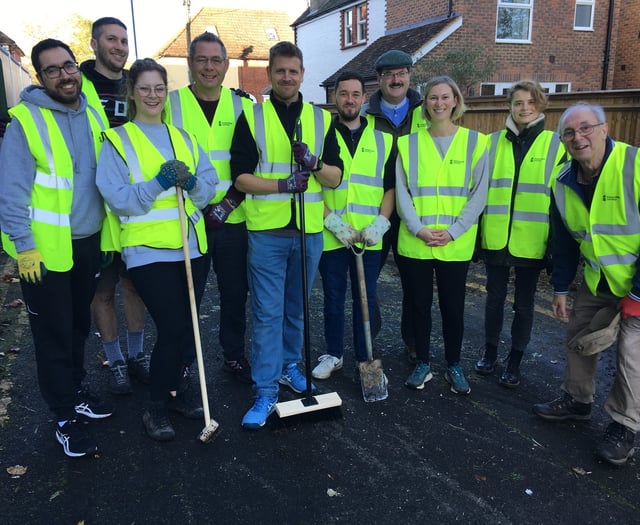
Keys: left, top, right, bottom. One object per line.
{"left": 481, "top": 129, "right": 563, "bottom": 259}
{"left": 323, "top": 126, "right": 392, "bottom": 251}
{"left": 552, "top": 142, "right": 640, "bottom": 297}
{"left": 101, "top": 122, "right": 208, "bottom": 254}
{"left": 243, "top": 101, "right": 330, "bottom": 233}
{"left": 397, "top": 127, "right": 487, "bottom": 261}
{"left": 165, "top": 86, "right": 252, "bottom": 223}
{"left": 1, "top": 101, "right": 105, "bottom": 271}
{"left": 81, "top": 74, "right": 109, "bottom": 128}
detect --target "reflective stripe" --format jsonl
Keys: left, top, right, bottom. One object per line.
{"left": 34, "top": 171, "right": 73, "bottom": 190}
{"left": 348, "top": 203, "right": 379, "bottom": 216}
{"left": 168, "top": 91, "right": 183, "bottom": 127}
{"left": 512, "top": 210, "right": 549, "bottom": 223}
{"left": 24, "top": 103, "right": 56, "bottom": 176}
{"left": 30, "top": 207, "right": 70, "bottom": 227}
{"left": 112, "top": 126, "right": 145, "bottom": 183}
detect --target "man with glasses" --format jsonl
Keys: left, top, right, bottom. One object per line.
{"left": 362, "top": 49, "right": 426, "bottom": 363}
{"left": 533, "top": 103, "right": 640, "bottom": 466}
{"left": 0, "top": 39, "right": 113, "bottom": 457}
{"left": 79, "top": 17, "right": 150, "bottom": 395}
{"left": 164, "top": 32, "right": 254, "bottom": 385}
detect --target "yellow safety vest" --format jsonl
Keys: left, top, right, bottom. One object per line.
{"left": 365, "top": 105, "right": 427, "bottom": 134}
{"left": 244, "top": 101, "right": 330, "bottom": 233}
{"left": 165, "top": 86, "right": 252, "bottom": 223}
{"left": 101, "top": 122, "right": 208, "bottom": 254}
{"left": 1, "top": 102, "right": 105, "bottom": 271}
{"left": 397, "top": 127, "right": 487, "bottom": 261}
{"left": 323, "top": 126, "right": 392, "bottom": 251}
{"left": 481, "top": 129, "right": 563, "bottom": 259}
{"left": 552, "top": 142, "right": 640, "bottom": 297}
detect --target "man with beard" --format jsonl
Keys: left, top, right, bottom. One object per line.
{"left": 79, "top": 17, "right": 149, "bottom": 395}
{"left": 312, "top": 71, "right": 394, "bottom": 379}
{"left": 230, "top": 41, "right": 342, "bottom": 429}
{"left": 0, "top": 39, "right": 113, "bottom": 457}
{"left": 362, "top": 49, "right": 426, "bottom": 363}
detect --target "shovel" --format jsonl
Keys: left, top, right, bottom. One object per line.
{"left": 352, "top": 243, "right": 388, "bottom": 402}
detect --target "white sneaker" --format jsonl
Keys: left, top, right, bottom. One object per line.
{"left": 312, "top": 354, "right": 343, "bottom": 379}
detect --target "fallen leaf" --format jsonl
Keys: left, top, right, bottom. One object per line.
{"left": 572, "top": 466, "right": 592, "bottom": 476}
{"left": 8, "top": 347, "right": 20, "bottom": 354}
{"left": 525, "top": 489, "right": 533, "bottom": 496}
{"left": 474, "top": 474, "right": 487, "bottom": 481}
{"left": 7, "top": 465, "right": 27, "bottom": 476}
{"left": 2, "top": 274, "right": 19, "bottom": 283}
{"left": 7, "top": 299, "right": 24, "bottom": 308}
{"left": 326, "top": 488, "right": 342, "bottom": 497}
{"left": 50, "top": 490, "right": 62, "bottom": 501}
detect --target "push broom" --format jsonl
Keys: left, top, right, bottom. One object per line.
{"left": 177, "top": 188, "right": 220, "bottom": 442}
{"left": 275, "top": 124, "right": 342, "bottom": 419}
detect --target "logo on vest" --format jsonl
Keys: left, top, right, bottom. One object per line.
{"left": 449, "top": 159, "right": 464, "bottom": 165}
{"left": 602, "top": 195, "right": 620, "bottom": 202}
{"left": 217, "top": 120, "right": 233, "bottom": 127}
{"left": 530, "top": 157, "right": 545, "bottom": 163}
{"left": 360, "top": 147, "right": 375, "bottom": 154}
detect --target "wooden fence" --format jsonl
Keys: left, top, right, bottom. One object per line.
{"left": 460, "top": 90, "right": 640, "bottom": 146}
{"left": 320, "top": 89, "right": 640, "bottom": 146}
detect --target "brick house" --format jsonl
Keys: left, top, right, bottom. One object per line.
{"left": 155, "top": 7, "right": 295, "bottom": 102}
{"left": 293, "top": 0, "right": 639, "bottom": 104}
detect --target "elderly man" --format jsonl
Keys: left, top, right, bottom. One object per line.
{"left": 362, "top": 49, "right": 426, "bottom": 362}
{"left": 533, "top": 103, "right": 640, "bottom": 466}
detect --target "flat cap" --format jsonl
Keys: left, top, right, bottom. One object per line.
{"left": 375, "top": 50, "right": 413, "bottom": 72}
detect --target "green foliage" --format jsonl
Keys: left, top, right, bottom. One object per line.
{"left": 68, "top": 14, "right": 94, "bottom": 65}
{"left": 413, "top": 47, "right": 498, "bottom": 96}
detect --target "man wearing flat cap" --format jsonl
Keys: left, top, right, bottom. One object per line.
{"left": 362, "top": 49, "right": 426, "bottom": 364}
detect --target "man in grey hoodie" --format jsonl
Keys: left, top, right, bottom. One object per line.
{"left": 0, "top": 39, "right": 113, "bottom": 458}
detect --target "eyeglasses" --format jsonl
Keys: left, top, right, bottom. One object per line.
{"left": 135, "top": 85, "right": 167, "bottom": 97}
{"left": 193, "top": 57, "right": 226, "bottom": 66}
{"left": 561, "top": 122, "right": 605, "bottom": 141}
{"left": 40, "top": 61, "right": 79, "bottom": 79}
{"left": 379, "top": 70, "right": 409, "bottom": 79}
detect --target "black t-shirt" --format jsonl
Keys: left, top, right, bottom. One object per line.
{"left": 80, "top": 60, "right": 128, "bottom": 127}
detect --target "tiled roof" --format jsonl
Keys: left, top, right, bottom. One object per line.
{"left": 0, "top": 31, "right": 25, "bottom": 57}
{"left": 292, "top": 0, "right": 354, "bottom": 26}
{"left": 321, "top": 17, "right": 460, "bottom": 86}
{"left": 156, "top": 7, "right": 295, "bottom": 60}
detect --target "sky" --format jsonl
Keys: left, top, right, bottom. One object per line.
{"left": 4, "top": 0, "right": 309, "bottom": 60}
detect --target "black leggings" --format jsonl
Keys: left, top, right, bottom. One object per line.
{"left": 129, "top": 258, "right": 206, "bottom": 401}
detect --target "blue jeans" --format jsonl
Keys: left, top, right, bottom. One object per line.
{"left": 247, "top": 231, "right": 323, "bottom": 397}
{"left": 319, "top": 247, "right": 381, "bottom": 362}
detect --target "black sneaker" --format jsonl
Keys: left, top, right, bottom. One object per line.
{"left": 128, "top": 353, "right": 151, "bottom": 384}
{"left": 223, "top": 356, "right": 253, "bottom": 384}
{"left": 75, "top": 386, "right": 114, "bottom": 419}
{"left": 498, "top": 359, "right": 520, "bottom": 388}
{"left": 108, "top": 360, "right": 132, "bottom": 395}
{"left": 167, "top": 389, "right": 204, "bottom": 420}
{"left": 596, "top": 422, "right": 636, "bottom": 466}
{"left": 533, "top": 392, "right": 591, "bottom": 421}
{"left": 142, "top": 401, "right": 175, "bottom": 441}
{"left": 56, "top": 419, "right": 97, "bottom": 457}
{"left": 475, "top": 356, "right": 497, "bottom": 375}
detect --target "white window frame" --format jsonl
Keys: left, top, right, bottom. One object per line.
{"left": 480, "top": 81, "right": 572, "bottom": 95}
{"left": 342, "top": 2, "right": 367, "bottom": 48}
{"left": 496, "top": 0, "right": 534, "bottom": 43}
{"left": 574, "top": 0, "right": 595, "bottom": 31}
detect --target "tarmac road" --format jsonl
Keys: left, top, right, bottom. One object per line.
{"left": 0, "top": 251, "right": 638, "bottom": 524}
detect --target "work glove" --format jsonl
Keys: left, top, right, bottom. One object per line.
{"left": 176, "top": 174, "right": 196, "bottom": 191}
{"left": 324, "top": 212, "right": 358, "bottom": 248}
{"left": 277, "top": 169, "right": 310, "bottom": 193}
{"left": 100, "top": 251, "right": 114, "bottom": 269}
{"left": 155, "top": 161, "right": 179, "bottom": 190}
{"left": 619, "top": 295, "right": 640, "bottom": 319}
{"left": 203, "top": 186, "right": 245, "bottom": 231}
{"left": 361, "top": 215, "right": 390, "bottom": 246}
{"left": 17, "top": 249, "right": 47, "bottom": 284}
{"left": 292, "top": 141, "right": 318, "bottom": 170}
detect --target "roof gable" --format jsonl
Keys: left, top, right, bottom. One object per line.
{"left": 157, "top": 7, "right": 295, "bottom": 60}
{"left": 292, "top": 0, "right": 355, "bottom": 26}
{"left": 321, "top": 16, "right": 460, "bottom": 86}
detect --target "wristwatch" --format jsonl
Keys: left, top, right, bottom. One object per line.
{"left": 312, "top": 159, "right": 324, "bottom": 172}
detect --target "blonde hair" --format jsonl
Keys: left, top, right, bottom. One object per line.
{"left": 421, "top": 75, "right": 466, "bottom": 122}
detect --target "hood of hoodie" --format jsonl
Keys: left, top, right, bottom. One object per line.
{"left": 19, "top": 84, "right": 88, "bottom": 115}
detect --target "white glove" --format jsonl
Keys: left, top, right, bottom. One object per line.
{"left": 362, "top": 215, "right": 390, "bottom": 246}
{"left": 324, "top": 212, "right": 358, "bottom": 248}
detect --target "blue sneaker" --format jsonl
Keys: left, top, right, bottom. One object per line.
{"left": 405, "top": 361, "right": 433, "bottom": 390}
{"left": 445, "top": 364, "right": 471, "bottom": 395}
{"left": 279, "top": 363, "right": 317, "bottom": 394}
{"left": 241, "top": 395, "right": 278, "bottom": 430}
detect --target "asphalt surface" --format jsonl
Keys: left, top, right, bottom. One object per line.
{"left": 0, "top": 250, "right": 638, "bottom": 524}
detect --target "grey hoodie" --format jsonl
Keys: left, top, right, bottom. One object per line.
{"left": 0, "top": 85, "right": 105, "bottom": 253}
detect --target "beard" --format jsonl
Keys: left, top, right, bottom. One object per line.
{"left": 338, "top": 107, "right": 360, "bottom": 122}
{"left": 96, "top": 47, "right": 125, "bottom": 75}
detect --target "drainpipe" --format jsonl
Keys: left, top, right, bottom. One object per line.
{"left": 602, "top": 0, "right": 615, "bottom": 90}
{"left": 448, "top": 0, "right": 454, "bottom": 18}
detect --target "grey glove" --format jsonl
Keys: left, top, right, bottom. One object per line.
{"left": 362, "top": 215, "right": 390, "bottom": 246}
{"left": 324, "top": 212, "right": 358, "bottom": 248}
